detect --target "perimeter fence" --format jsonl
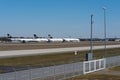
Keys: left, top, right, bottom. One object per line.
{"left": 0, "top": 56, "right": 120, "bottom": 80}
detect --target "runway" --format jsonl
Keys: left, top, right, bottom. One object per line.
{"left": 0, "top": 45, "right": 120, "bottom": 58}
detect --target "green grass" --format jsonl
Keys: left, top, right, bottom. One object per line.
{"left": 0, "top": 48, "right": 120, "bottom": 67}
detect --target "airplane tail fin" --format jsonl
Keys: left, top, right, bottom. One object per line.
{"left": 48, "top": 34, "right": 53, "bottom": 38}
{"left": 7, "top": 34, "right": 12, "bottom": 38}
{"left": 34, "top": 34, "right": 38, "bottom": 38}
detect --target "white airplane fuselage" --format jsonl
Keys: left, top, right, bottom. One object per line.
{"left": 11, "top": 38, "right": 49, "bottom": 43}
{"left": 10, "top": 38, "right": 80, "bottom": 43}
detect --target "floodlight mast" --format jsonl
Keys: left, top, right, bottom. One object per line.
{"left": 90, "top": 14, "right": 93, "bottom": 54}
{"left": 103, "top": 7, "right": 107, "bottom": 58}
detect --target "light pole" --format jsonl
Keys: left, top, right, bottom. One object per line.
{"left": 86, "top": 14, "right": 93, "bottom": 61}
{"left": 103, "top": 7, "right": 107, "bottom": 58}
{"left": 90, "top": 14, "right": 94, "bottom": 54}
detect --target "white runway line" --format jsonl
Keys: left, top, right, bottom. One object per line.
{"left": 0, "top": 45, "right": 120, "bottom": 58}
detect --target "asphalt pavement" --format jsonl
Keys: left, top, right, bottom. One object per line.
{"left": 0, "top": 45, "right": 120, "bottom": 58}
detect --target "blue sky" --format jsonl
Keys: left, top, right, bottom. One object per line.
{"left": 0, "top": 0, "right": 120, "bottom": 38}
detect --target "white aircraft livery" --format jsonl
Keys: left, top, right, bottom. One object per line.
{"left": 1, "top": 34, "right": 80, "bottom": 43}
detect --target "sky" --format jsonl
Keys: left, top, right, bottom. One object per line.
{"left": 0, "top": 0, "right": 120, "bottom": 38}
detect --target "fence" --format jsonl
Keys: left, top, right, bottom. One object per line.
{"left": 0, "top": 56, "right": 120, "bottom": 80}
{"left": 83, "top": 58, "right": 106, "bottom": 74}
{"left": 106, "top": 56, "right": 120, "bottom": 68}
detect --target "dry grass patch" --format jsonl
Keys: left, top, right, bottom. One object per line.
{"left": 0, "top": 41, "right": 120, "bottom": 51}
{"left": 66, "top": 74, "right": 120, "bottom": 80}
{"left": 109, "top": 66, "right": 120, "bottom": 71}
{"left": 0, "top": 48, "right": 119, "bottom": 67}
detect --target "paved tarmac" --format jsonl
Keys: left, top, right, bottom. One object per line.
{"left": 0, "top": 45, "right": 120, "bottom": 58}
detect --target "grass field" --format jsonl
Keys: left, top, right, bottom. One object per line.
{"left": 0, "top": 41, "right": 120, "bottom": 51}
{"left": 66, "top": 74, "right": 120, "bottom": 80}
{"left": 110, "top": 66, "right": 120, "bottom": 71}
{"left": 0, "top": 48, "right": 120, "bottom": 67}
{"left": 66, "top": 66, "right": 120, "bottom": 80}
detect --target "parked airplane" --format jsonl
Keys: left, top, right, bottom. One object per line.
{"left": 11, "top": 34, "right": 49, "bottom": 43}
{"left": 49, "top": 38, "right": 64, "bottom": 42}
{"left": 0, "top": 37, "right": 11, "bottom": 42}
{"left": 0, "top": 34, "right": 12, "bottom": 42}
{"left": 64, "top": 38, "right": 80, "bottom": 42}
{"left": 0, "top": 34, "right": 80, "bottom": 43}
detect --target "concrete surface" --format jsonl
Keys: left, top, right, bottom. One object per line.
{"left": 0, "top": 45, "right": 120, "bottom": 58}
